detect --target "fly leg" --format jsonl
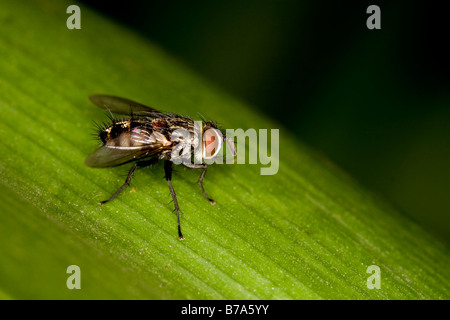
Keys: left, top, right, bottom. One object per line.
{"left": 100, "top": 158, "right": 158, "bottom": 205}
{"left": 164, "top": 160, "right": 184, "bottom": 240}
{"left": 182, "top": 163, "right": 215, "bottom": 205}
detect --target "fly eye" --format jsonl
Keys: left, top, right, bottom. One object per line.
{"left": 203, "top": 128, "right": 223, "bottom": 160}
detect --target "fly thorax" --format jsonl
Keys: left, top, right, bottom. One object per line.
{"left": 171, "top": 128, "right": 193, "bottom": 164}
{"left": 193, "top": 121, "right": 203, "bottom": 164}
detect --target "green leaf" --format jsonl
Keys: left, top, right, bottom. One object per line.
{"left": 0, "top": 0, "right": 449, "bottom": 299}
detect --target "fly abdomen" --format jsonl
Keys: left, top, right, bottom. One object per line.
{"left": 101, "top": 119, "right": 171, "bottom": 148}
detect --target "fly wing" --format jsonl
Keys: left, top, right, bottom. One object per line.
{"left": 85, "top": 137, "right": 169, "bottom": 168}
{"left": 85, "top": 145, "right": 154, "bottom": 168}
{"left": 89, "top": 94, "right": 172, "bottom": 118}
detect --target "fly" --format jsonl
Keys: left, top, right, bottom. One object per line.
{"left": 85, "top": 94, "right": 235, "bottom": 240}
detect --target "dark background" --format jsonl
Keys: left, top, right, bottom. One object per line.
{"left": 79, "top": 0, "right": 450, "bottom": 243}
